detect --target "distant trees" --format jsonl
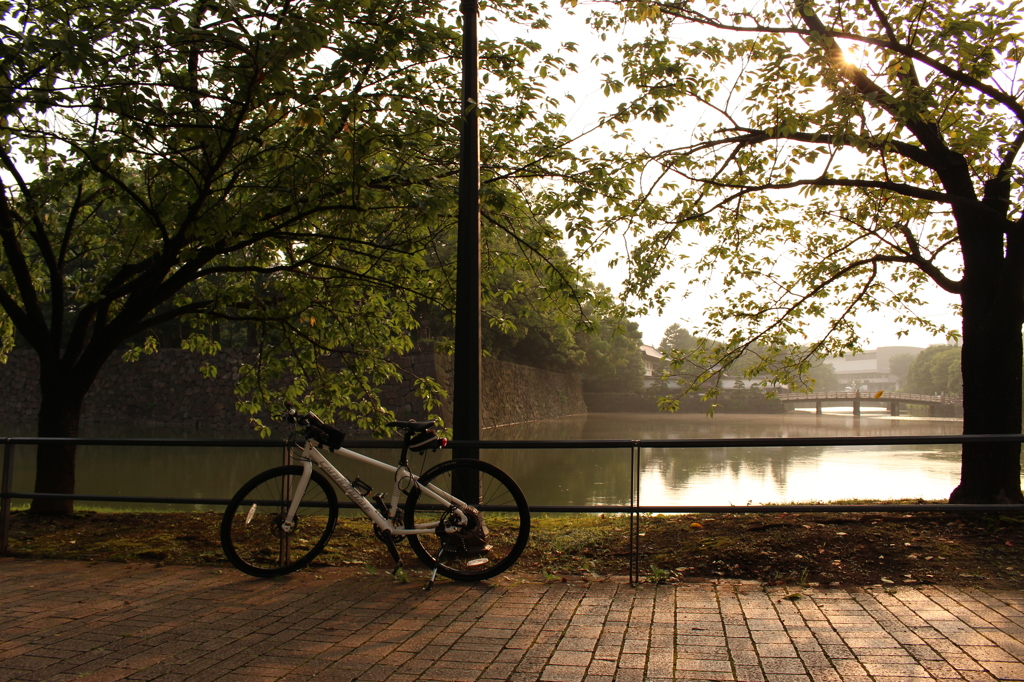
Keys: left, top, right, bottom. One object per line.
{"left": 658, "top": 323, "right": 697, "bottom": 355}
{"left": 888, "top": 353, "right": 917, "bottom": 391}
{"left": 806, "top": 362, "right": 840, "bottom": 392}
{"left": 905, "top": 346, "right": 962, "bottom": 397}
{"left": 655, "top": 324, "right": 839, "bottom": 396}
{"left": 579, "top": 310, "right": 645, "bottom": 393}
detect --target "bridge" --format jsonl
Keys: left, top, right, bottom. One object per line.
{"left": 777, "top": 391, "right": 962, "bottom": 417}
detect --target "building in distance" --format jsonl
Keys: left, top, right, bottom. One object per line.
{"left": 824, "top": 346, "right": 924, "bottom": 392}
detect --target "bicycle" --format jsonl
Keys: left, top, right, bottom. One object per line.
{"left": 220, "top": 410, "right": 530, "bottom": 587}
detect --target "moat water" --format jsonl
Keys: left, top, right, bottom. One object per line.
{"left": 4, "top": 408, "right": 966, "bottom": 511}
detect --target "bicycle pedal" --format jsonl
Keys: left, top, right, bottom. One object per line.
{"left": 378, "top": 529, "right": 403, "bottom": 567}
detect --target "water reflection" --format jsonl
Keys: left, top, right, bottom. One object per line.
{"left": 487, "top": 411, "right": 964, "bottom": 507}
{"left": 3, "top": 410, "right": 965, "bottom": 510}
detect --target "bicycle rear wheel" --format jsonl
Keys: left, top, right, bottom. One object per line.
{"left": 221, "top": 465, "right": 338, "bottom": 578}
{"left": 405, "top": 458, "right": 529, "bottom": 581}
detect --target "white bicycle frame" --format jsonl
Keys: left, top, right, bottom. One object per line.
{"left": 278, "top": 437, "right": 470, "bottom": 537}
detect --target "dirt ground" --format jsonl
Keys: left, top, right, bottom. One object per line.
{"left": 5, "top": 504, "right": 1024, "bottom": 589}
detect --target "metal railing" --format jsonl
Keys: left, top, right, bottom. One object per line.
{"left": 3, "top": 433, "right": 1024, "bottom": 584}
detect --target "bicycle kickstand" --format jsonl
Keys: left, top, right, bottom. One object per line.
{"left": 425, "top": 541, "right": 448, "bottom": 591}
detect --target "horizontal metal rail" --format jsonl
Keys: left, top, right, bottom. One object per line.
{"left": 0, "top": 437, "right": 399, "bottom": 448}
{"left": 3, "top": 432, "right": 1021, "bottom": 448}
{"left": 3, "top": 433, "right": 1023, "bottom": 511}
{"left": 447, "top": 434, "right": 1024, "bottom": 448}
{"left": 8, "top": 493, "right": 1024, "bottom": 515}
{"left": 4, "top": 433, "right": 1024, "bottom": 578}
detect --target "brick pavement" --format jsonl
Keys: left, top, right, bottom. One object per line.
{"left": 3, "top": 559, "right": 1024, "bottom": 681}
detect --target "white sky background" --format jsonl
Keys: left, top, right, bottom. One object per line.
{"left": 480, "top": 2, "right": 956, "bottom": 352}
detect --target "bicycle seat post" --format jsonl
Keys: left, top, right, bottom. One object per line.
{"left": 398, "top": 430, "right": 412, "bottom": 467}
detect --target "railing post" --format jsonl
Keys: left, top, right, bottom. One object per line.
{"left": 1, "top": 440, "right": 14, "bottom": 555}
{"left": 629, "top": 441, "right": 641, "bottom": 585}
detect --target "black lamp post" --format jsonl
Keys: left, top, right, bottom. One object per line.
{"left": 453, "top": 0, "right": 481, "bottom": 460}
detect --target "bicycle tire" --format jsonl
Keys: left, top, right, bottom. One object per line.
{"left": 405, "top": 458, "right": 529, "bottom": 581}
{"left": 221, "top": 465, "right": 338, "bottom": 578}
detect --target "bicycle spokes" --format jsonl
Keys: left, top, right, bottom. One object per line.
{"left": 406, "top": 459, "right": 529, "bottom": 582}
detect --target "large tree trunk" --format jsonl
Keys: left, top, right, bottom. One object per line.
{"left": 950, "top": 281, "right": 1024, "bottom": 504}
{"left": 29, "top": 363, "right": 91, "bottom": 515}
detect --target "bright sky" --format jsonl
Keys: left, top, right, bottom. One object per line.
{"left": 631, "top": 280, "right": 955, "bottom": 352}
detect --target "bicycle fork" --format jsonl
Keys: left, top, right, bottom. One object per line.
{"left": 278, "top": 460, "right": 314, "bottom": 533}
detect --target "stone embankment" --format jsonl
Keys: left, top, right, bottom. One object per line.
{"left": 0, "top": 348, "right": 585, "bottom": 432}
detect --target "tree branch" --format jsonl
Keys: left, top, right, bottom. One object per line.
{"left": 893, "top": 222, "right": 962, "bottom": 293}
{"left": 649, "top": 0, "right": 1024, "bottom": 123}
{"left": 0, "top": 181, "right": 50, "bottom": 354}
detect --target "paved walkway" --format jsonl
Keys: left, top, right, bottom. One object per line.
{"left": 3, "top": 559, "right": 1024, "bottom": 681}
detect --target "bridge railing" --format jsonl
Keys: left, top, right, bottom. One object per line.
{"left": 778, "top": 391, "right": 962, "bottom": 404}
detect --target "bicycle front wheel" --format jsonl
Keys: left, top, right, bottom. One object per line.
{"left": 221, "top": 465, "right": 338, "bottom": 578}
{"left": 405, "top": 458, "right": 529, "bottom": 581}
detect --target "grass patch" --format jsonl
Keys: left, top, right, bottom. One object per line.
{"left": 6, "top": 504, "right": 1024, "bottom": 589}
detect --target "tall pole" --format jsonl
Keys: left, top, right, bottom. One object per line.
{"left": 453, "top": 0, "right": 481, "bottom": 461}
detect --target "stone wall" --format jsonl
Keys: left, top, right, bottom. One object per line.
{"left": 0, "top": 349, "right": 586, "bottom": 432}
{"left": 483, "top": 357, "right": 588, "bottom": 427}
{"left": 0, "top": 349, "right": 252, "bottom": 431}
{"left": 373, "top": 352, "right": 588, "bottom": 429}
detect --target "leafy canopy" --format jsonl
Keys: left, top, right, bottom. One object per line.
{"left": 558, "top": 0, "right": 1024, "bottom": 397}
{"left": 0, "top": 0, "right": 594, "bottom": 434}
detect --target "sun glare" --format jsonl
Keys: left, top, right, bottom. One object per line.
{"left": 834, "top": 39, "right": 856, "bottom": 65}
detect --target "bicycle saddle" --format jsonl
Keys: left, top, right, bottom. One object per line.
{"left": 386, "top": 419, "right": 436, "bottom": 432}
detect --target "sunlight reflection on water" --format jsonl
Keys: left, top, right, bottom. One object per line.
{"left": 488, "top": 410, "right": 965, "bottom": 507}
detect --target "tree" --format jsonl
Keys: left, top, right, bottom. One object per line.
{"left": 0, "top": 0, "right": 584, "bottom": 512}
{"left": 655, "top": 323, "right": 721, "bottom": 393}
{"left": 806, "top": 360, "right": 840, "bottom": 392}
{"left": 657, "top": 322, "right": 838, "bottom": 394}
{"left": 578, "top": 295, "right": 645, "bottom": 393}
{"left": 653, "top": 323, "right": 706, "bottom": 391}
{"left": 658, "top": 323, "right": 697, "bottom": 354}
{"left": 906, "top": 345, "right": 962, "bottom": 396}
{"left": 571, "top": 0, "right": 1024, "bottom": 503}
{"left": 888, "top": 352, "right": 917, "bottom": 390}
{"left": 420, "top": 200, "right": 595, "bottom": 374}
